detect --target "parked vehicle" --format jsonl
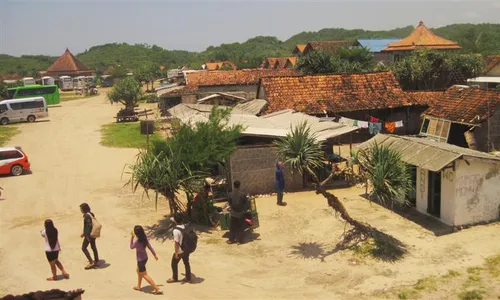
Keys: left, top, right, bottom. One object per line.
{"left": 0, "top": 146, "right": 31, "bottom": 176}
{"left": 41, "top": 76, "right": 55, "bottom": 86}
{"left": 7, "top": 85, "right": 60, "bottom": 105}
{"left": 73, "top": 76, "right": 86, "bottom": 89}
{"left": 59, "top": 76, "right": 73, "bottom": 91}
{"left": 22, "top": 77, "right": 36, "bottom": 86}
{"left": 0, "top": 97, "right": 48, "bottom": 125}
{"left": 100, "top": 75, "right": 113, "bottom": 87}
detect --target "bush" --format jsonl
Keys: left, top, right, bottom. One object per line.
{"left": 142, "top": 94, "right": 159, "bottom": 103}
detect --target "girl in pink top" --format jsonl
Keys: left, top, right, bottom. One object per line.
{"left": 41, "top": 219, "right": 69, "bottom": 281}
{"left": 130, "top": 225, "right": 162, "bottom": 295}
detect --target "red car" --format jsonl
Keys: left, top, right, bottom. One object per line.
{"left": 0, "top": 147, "right": 31, "bottom": 176}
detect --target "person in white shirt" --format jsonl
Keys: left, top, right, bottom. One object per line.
{"left": 41, "top": 219, "right": 69, "bottom": 281}
{"left": 167, "top": 213, "right": 192, "bottom": 283}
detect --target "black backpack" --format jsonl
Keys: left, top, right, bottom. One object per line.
{"left": 176, "top": 225, "right": 198, "bottom": 254}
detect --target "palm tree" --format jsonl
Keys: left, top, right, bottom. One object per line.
{"left": 357, "top": 142, "right": 414, "bottom": 208}
{"left": 274, "top": 122, "right": 372, "bottom": 234}
{"left": 126, "top": 147, "right": 200, "bottom": 215}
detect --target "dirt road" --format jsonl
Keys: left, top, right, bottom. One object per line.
{"left": 1, "top": 95, "right": 500, "bottom": 299}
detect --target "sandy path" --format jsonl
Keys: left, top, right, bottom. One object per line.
{"left": 2, "top": 95, "right": 500, "bottom": 300}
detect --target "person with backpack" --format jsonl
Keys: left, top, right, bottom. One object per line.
{"left": 41, "top": 219, "right": 69, "bottom": 281}
{"left": 79, "top": 203, "right": 100, "bottom": 269}
{"left": 130, "top": 225, "right": 162, "bottom": 295}
{"left": 227, "top": 180, "right": 249, "bottom": 244}
{"left": 167, "top": 212, "right": 196, "bottom": 283}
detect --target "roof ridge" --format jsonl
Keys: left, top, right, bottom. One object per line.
{"left": 261, "top": 70, "right": 393, "bottom": 80}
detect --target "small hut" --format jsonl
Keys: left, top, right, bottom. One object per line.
{"left": 42, "top": 48, "right": 94, "bottom": 78}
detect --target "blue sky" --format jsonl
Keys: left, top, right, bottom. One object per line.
{"left": 1, "top": 0, "right": 499, "bottom": 56}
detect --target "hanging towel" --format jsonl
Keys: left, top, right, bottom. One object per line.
{"left": 385, "top": 122, "right": 396, "bottom": 133}
{"left": 369, "top": 122, "right": 382, "bottom": 135}
{"left": 357, "top": 121, "right": 369, "bottom": 128}
{"left": 395, "top": 120, "right": 404, "bottom": 128}
{"left": 370, "top": 116, "right": 379, "bottom": 123}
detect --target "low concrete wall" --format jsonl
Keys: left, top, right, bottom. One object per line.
{"left": 229, "top": 145, "right": 303, "bottom": 195}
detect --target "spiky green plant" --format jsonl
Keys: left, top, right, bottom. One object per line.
{"left": 358, "top": 142, "right": 414, "bottom": 207}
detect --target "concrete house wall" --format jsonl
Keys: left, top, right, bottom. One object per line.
{"left": 415, "top": 159, "right": 500, "bottom": 226}
{"left": 229, "top": 146, "right": 303, "bottom": 195}
{"left": 486, "top": 64, "right": 500, "bottom": 77}
{"left": 198, "top": 85, "right": 258, "bottom": 101}
{"left": 474, "top": 109, "right": 500, "bottom": 152}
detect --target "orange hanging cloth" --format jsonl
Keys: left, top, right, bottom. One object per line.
{"left": 385, "top": 122, "right": 396, "bottom": 133}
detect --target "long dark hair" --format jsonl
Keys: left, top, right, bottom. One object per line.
{"left": 44, "top": 219, "right": 58, "bottom": 250}
{"left": 80, "top": 203, "right": 91, "bottom": 214}
{"left": 134, "top": 225, "right": 148, "bottom": 248}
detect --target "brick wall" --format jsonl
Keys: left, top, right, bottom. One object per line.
{"left": 229, "top": 146, "right": 303, "bottom": 195}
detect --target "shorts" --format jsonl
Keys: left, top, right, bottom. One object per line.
{"left": 45, "top": 251, "right": 59, "bottom": 262}
{"left": 137, "top": 258, "right": 148, "bottom": 272}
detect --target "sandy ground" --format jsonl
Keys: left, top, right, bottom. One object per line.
{"left": 1, "top": 94, "right": 500, "bottom": 299}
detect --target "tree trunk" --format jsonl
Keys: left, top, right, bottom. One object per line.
{"left": 306, "top": 166, "right": 372, "bottom": 234}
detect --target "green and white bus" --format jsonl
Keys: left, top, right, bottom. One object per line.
{"left": 7, "top": 85, "right": 60, "bottom": 105}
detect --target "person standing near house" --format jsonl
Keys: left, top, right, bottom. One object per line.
{"left": 227, "top": 180, "right": 249, "bottom": 244}
{"left": 79, "top": 203, "right": 99, "bottom": 269}
{"left": 275, "top": 162, "right": 286, "bottom": 206}
{"left": 167, "top": 213, "right": 193, "bottom": 283}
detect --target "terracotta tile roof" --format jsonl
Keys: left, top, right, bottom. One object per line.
{"left": 406, "top": 90, "right": 445, "bottom": 107}
{"left": 186, "top": 69, "right": 298, "bottom": 87}
{"left": 304, "top": 40, "right": 359, "bottom": 54}
{"left": 383, "top": 21, "right": 461, "bottom": 52}
{"left": 262, "top": 58, "right": 279, "bottom": 69}
{"left": 260, "top": 71, "right": 420, "bottom": 114}
{"left": 294, "top": 44, "right": 307, "bottom": 54}
{"left": 484, "top": 55, "right": 500, "bottom": 74}
{"left": 47, "top": 48, "right": 91, "bottom": 72}
{"left": 423, "top": 86, "right": 500, "bottom": 125}
{"left": 287, "top": 57, "right": 298, "bottom": 67}
{"left": 204, "top": 61, "right": 237, "bottom": 71}
{"left": 263, "top": 57, "right": 297, "bottom": 69}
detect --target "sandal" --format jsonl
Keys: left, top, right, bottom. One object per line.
{"left": 63, "top": 273, "right": 70, "bottom": 279}
{"left": 46, "top": 276, "right": 57, "bottom": 281}
{"left": 152, "top": 290, "right": 163, "bottom": 295}
{"left": 167, "top": 278, "right": 178, "bottom": 283}
{"left": 84, "top": 263, "right": 95, "bottom": 270}
{"left": 226, "top": 240, "right": 235, "bottom": 244}
{"left": 133, "top": 287, "right": 141, "bottom": 291}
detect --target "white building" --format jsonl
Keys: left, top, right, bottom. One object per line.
{"left": 358, "top": 134, "right": 500, "bottom": 227}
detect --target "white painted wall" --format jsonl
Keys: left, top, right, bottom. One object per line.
{"left": 440, "top": 168, "right": 456, "bottom": 226}
{"left": 453, "top": 159, "right": 500, "bottom": 226}
{"left": 416, "top": 168, "right": 429, "bottom": 214}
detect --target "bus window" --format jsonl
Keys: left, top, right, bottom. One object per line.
{"left": 9, "top": 103, "right": 23, "bottom": 110}
{"left": 7, "top": 89, "right": 16, "bottom": 99}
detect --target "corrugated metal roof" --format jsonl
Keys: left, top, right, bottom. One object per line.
{"left": 197, "top": 93, "right": 247, "bottom": 103}
{"left": 357, "top": 39, "right": 401, "bottom": 52}
{"left": 234, "top": 99, "right": 268, "bottom": 115}
{"left": 357, "top": 134, "right": 500, "bottom": 172}
{"left": 167, "top": 104, "right": 357, "bottom": 141}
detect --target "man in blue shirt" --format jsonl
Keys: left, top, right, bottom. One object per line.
{"left": 275, "top": 162, "right": 286, "bottom": 206}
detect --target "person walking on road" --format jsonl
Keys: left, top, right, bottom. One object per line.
{"left": 227, "top": 180, "right": 249, "bottom": 244}
{"left": 130, "top": 225, "right": 162, "bottom": 295}
{"left": 79, "top": 203, "right": 99, "bottom": 269}
{"left": 275, "top": 161, "right": 286, "bottom": 206}
{"left": 41, "top": 219, "right": 69, "bottom": 281}
{"left": 167, "top": 213, "right": 192, "bottom": 283}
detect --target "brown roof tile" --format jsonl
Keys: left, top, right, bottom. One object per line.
{"left": 187, "top": 69, "right": 298, "bottom": 87}
{"left": 260, "top": 71, "right": 420, "bottom": 114}
{"left": 484, "top": 55, "right": 500, "bottom": 74}
{"left": 47, "top": 48, "right": 91, "bottom": 72}
{"left": 423, "top": 86, "right": 500, "bottom": 124}
{"left": 294, "top": 44, "right": 307, "bottom": 54}
{"left": 305, "top": 40, "right": 359, "bottom": 54}
{"left": 406, "top": 90, "right": 445, "bottom": 107}
{"left": 204, "top": 61, "right": 237, "bottom": 71}
{"left": 383, "top": 21, "right": 461, "bottom": 52}
{"left": 263, "top": 57, "right": 297, "bottom": 69}
{"left": 287, "top": 57, "right": 298, "bottom": 67}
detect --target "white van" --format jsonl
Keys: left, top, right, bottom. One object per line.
{"left": 22, "top": 77, "right": 36, "bottom": 86}
{"left": 59, "top": 76, "right": 73, "bottom": 91}
{"left": 0, "top": 97, "right": 48, "bottom": 125}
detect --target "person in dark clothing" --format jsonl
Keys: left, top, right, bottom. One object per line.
{"left": 167, "top": 213, "right": 192, "bottom": 283}
{"left": 227, "top": 180, "right": 249, "bottom": 244}
{"left": 79, "top": 203, "right": 99, "bottom": 269}
{"left": 275, "top": 162, "right": 286, "bottom": 206}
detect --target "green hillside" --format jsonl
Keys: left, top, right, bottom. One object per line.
{"left": 1, "top": 23, "right": 499, "bottom": 76}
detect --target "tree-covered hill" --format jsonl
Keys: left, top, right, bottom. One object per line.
{"left": 1, "top": 23, "right": 499, "bottom": 76}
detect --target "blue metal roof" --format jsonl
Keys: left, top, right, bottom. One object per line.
{"left": 357, "top": 39, "right": 401, "bottom": 53}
